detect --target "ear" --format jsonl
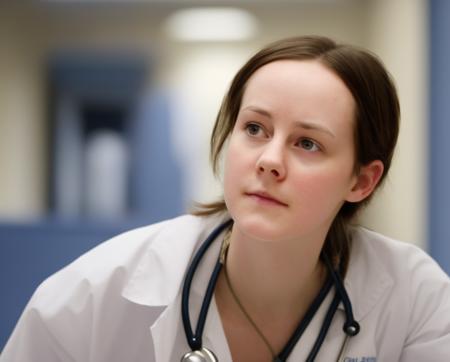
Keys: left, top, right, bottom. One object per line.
{"left": 346, "top": 160, "right": 384, "bottom": 203}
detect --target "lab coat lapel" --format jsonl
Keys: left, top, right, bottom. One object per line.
{"left": 149, "top": 291, "right": 185, "bottom": 361}
{"left": 148, "top": 218, "right": 230, "bottom": 361}
{"left": 121, "top": 213, "right": 230, "bottom": 360}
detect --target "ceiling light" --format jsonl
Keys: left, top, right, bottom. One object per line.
{"left": 164, "top": 7, "right": 259, "bottom": 42}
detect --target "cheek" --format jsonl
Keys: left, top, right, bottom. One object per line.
{"left": 291, "top": 163, "right": 355, "bottom": 204}
{"left": 223, "top": 136, "right": 256, "bottom": 209}
{"left": 223, "top": 141, "right": 242, "bottom": 201}
{"left": 224, "top": 137, "right": 252, "bottom": 179}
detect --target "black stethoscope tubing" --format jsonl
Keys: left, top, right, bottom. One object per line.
{"left": 182, "top": 219, "right": 233, "bottom": 350}
{"left": 182, "top": 220, "right": 360, "bottom": 361}
{"left": 305, "top": 289, "right": 341, "bottom": 361}
{"left": 277, "top": 277, "right": 333, "bottom": 361}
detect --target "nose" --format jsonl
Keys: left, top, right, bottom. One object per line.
{"left": 256, "top": 141, "right": 286, "bottom": 180}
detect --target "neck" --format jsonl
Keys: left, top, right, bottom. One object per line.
{"left": 223, "top": 225, "right": 327, "bottom": 321}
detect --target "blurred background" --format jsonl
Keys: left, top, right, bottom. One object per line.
{"left": 1, "top": 0, "right": 449, "bottom": 350}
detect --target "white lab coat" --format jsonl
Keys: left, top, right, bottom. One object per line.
{"left": 1, "top": 213, "right": 450, "bottom": 361}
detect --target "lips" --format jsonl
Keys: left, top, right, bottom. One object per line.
{"left": 245, "top": 191, "right": 288, "bottom": 207}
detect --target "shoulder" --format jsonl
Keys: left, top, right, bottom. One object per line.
{"left": 350, "top": 226, "right": 448, "bottom": 284}
{"left": 348, "top": 227, "right": 450, "bottom": 359}
{"left": 349, "top": 226, "right": 450, "bottom": 301}
{"left": 63, "top": 214, "right": 208, "bottom": 271}
{"left": 29, "top": 213, "right": 224, "bottom": 310}
{"left": 346, "top": 226, "right": 450, "bottom": 323}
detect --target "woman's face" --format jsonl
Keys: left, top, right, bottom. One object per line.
{"left": 223, "top": 59, "right": 362, "bottom": 244}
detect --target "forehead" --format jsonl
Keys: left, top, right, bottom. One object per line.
{"left": 240, "top": 60, "right": 355, "bottom": 127}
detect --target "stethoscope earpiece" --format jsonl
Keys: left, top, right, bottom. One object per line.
{"left": 344, "top": 320, "right": 360, "bottom": 336}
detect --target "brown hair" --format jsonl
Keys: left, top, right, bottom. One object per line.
{"left": 195, "top": 36, "right": 400, "bottom": 270}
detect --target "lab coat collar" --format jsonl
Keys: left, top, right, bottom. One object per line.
{"left": 339, "top": 227, "right": 394, "bottom": 321}
{"left": 122, "top": 213, "right": 228, "bottom": 307}
{"left": 121, "top": 216, "right": 394, "bottom": 359}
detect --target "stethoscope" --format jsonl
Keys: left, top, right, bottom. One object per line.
{"left": 181, "top": 220, "right": 360, "bottom": 362}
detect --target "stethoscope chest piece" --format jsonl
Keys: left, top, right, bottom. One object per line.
{"left": 181, "top": 347, "right": 218, "bottom": 362}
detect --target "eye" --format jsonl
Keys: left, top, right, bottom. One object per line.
{"left": 245, "top": 123, "right": 264, "bottom": 137}
{"left": 297, "top": 138, "right": 321, "bottom": 152}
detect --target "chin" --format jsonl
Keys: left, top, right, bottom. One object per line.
{"left": 232, "top": 213, "right": 289, "bottom": 242}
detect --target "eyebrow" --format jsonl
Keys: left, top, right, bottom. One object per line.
{"left": 241, "top": 106, "right": 336, "bottom": 138}
{"left": 294, "top": 121, "right": 335, "bottom": 138}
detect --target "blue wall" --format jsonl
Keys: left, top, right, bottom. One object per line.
{"left": 429, "top": 0, "right": 450, "bottom": 274}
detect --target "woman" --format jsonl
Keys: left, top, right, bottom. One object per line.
{"left": 2, "top": 36, "right": 449, "bottom": 362}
